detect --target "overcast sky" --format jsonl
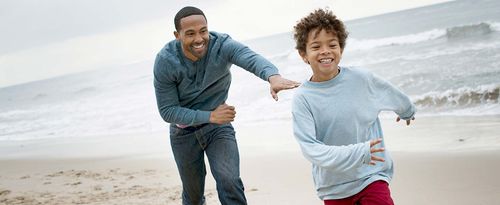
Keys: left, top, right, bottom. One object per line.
{"left": 0, "top": 0, "right": 451, "bottom": 88}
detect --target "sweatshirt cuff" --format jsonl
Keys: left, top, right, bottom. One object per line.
{"left": 264, "top": 69, "right": 280, "bottom": 81}
{"left": 363, "top": 141, "right": 372, "bottom": 165}
{"left": 196, "top": 110, "right": 212, "bottom": 124}
{"left": 399, "top": 104, "right": 416, "bottom": 120}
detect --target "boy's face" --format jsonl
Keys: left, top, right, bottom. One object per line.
{"left": 174, "top": 14, "right": 209, "bottom": 61}
{"left": 299, "top": 28, "right": 343, "bottom": 82}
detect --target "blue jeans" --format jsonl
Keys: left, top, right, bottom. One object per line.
{"left": 169, "top": 123, "right": 247, "bottom": 205}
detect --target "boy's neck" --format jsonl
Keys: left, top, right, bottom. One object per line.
{"left": 311, "top": 68, "right": 340, "bottom": 82}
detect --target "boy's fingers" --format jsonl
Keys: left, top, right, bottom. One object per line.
{"left": 370, "top": 147, "right": 385, "bottom": 153}
{"left": 371, "top": 156, "right": 385, "bottom": 162}
{"left": 369, "top": 138, "right": 382, "bottom": 147}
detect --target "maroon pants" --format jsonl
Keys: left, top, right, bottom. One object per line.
{"left": 324, "top": 181, "right": 394, "bottom": 205}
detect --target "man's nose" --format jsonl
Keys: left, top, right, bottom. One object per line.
{"left": 194, "top": 33, "right": 204, "bottom": 42}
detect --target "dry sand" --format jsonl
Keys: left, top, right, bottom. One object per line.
{"left": 1, "top": 115, "right": 500, "bottom": 204}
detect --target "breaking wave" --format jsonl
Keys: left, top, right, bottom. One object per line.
{"left": 347, "top": 22, "right": 498, "bottom": 51}
{"left": 446, "top": 22, "right": 493, "bottom": 39}
{"left": 413, "top": 84, "right": 500, "bottom": 109}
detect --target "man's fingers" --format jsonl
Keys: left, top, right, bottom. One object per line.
{"left": 271, "top": 90, "right": 278, "bottom": 101}
{"left": 285, "top": 81, "right": 301, "bottom": 89}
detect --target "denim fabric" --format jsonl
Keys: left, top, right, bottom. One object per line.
{"left": 170, "top": 123, "right": 247, "bottom": 205}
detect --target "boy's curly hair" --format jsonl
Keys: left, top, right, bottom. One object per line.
{"left": 293, "top": 8, "right": 348, "bottom": 53}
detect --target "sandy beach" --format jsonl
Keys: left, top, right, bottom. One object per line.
{"left": 1, "top": 115, "right": 500, "bottom": 205}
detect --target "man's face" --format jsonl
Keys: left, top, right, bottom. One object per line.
{"left": 174, "top": 15, "right": 209, "bottom": 61}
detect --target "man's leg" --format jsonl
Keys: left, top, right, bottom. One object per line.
{"left": 205, "top": 124, "right": 247, "bottom": 205}
{"left": 170, "top": 127, "right": 207, "bottom": 205}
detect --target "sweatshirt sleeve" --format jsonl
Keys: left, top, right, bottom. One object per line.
{"left": 221, "top": 36, "right": 279, "bottom": 81}
{"left": 153, "top": 54, "right": 211, "bottom": 125}
{"left": 370, "top": 72, "right": 416, "bottom": 120}
{"left": 292, "top": 95, "right": 372, "bottom": 171}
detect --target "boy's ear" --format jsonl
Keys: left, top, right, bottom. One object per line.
{"left": 174, "top": 31, "right": 180, "bottom": 40}
{"left": 298, "top": 50, "right": 309, "bottom": 64}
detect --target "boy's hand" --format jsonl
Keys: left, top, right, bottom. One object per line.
{"left": 209, "top": 103, "right": 236, "bottom": 124}
{"left": 369, "top": 138, "right": 385, "bottom": 165}
{"left": 268, "top": 75, "right": 301, "bottom": 101}
{"left": 396, "top": 116, "right": 415, "bottom": 126}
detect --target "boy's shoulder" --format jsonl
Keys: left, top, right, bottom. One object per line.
{"left": 342, "top": 66, "right": 370, "bottom": 75}
{"left": 341, "top": 66, "right": 375, "bottom": 82}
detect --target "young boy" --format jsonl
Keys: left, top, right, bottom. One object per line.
{"left": 291, "top": 9, "right": 416, "bottom": 205}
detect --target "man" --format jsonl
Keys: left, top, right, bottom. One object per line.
{"left": 153, "top": 6, "right": 300, "bottom": 205}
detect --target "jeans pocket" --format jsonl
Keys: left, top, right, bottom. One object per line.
{"left": 169, "top": 126, "right": 186, "bottom": 138}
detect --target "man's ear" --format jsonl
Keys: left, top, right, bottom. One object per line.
{"left": 174, "top": 31, "right": 180, "bottom": 40}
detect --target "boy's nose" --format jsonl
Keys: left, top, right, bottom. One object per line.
{"left": 320, "top": 49, "right": 331, "bottom": 55}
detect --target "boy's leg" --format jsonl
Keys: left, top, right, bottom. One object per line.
{"left": 205, "top": 124, "right": 247, "bottom": 205}
{"left": 357, "top": 180, "right": 394, "bottom": 205}
{"left": 324, "top": 197, "right": 355, "bottom": 205}
{"left": 323, "top": 195, "right": 357, "bottom": 205}
{"left": 170, "top": 127, "right": 207, "bottom": 205}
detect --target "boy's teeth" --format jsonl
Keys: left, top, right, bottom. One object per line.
{"left": 320, "top": 59, "right": 332, "bottom": 63}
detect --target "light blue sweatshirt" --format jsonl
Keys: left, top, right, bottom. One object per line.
{"left": 153, "top": 31, "right": 279, "bottom": 126}
{"left": 291, "top": 66, "right": 415, "bottom": 200}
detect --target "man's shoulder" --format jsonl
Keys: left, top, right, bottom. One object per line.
{"left": 209, "top": 31, "right": 230, "bottom": 40}
{"left": 209, "top": 31, "right": 243, "bottom": 49}
{"left": 158, "top": 39, "right": 179, "bottom": 55}
{"left": 156, "top": 40, "right": 181, "bottom": 64}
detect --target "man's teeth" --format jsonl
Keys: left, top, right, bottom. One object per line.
{"left": 193, "top": 44, "right": 204, "bottom": 49}
{"left": 319, "top": 59, "right": 333, "bottom": 63}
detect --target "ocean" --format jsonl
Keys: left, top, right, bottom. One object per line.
{"left": 1, "top": 0, "right": 499, "bottom": 142}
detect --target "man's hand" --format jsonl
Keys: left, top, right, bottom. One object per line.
{"left": 268, "top": 75, "right": 301, "bottom": 101}
{"left": 369, "top": 138, "right": 385, "bottom": 165}
{"left": 209, "top": 103, "right": 236, "bottom": 124}
{"left": 396, "top": 116, "right": 415, "bottom": 126}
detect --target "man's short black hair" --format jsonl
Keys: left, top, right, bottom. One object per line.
{"left": 174, "top": 6, "right": 207, "bottom": 31}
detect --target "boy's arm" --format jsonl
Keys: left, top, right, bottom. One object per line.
{"left": 370, "top": 72, "right": 416, "bottom": 120}
{"left": 292, "top": 97, "right": 373, "bottom": 171}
